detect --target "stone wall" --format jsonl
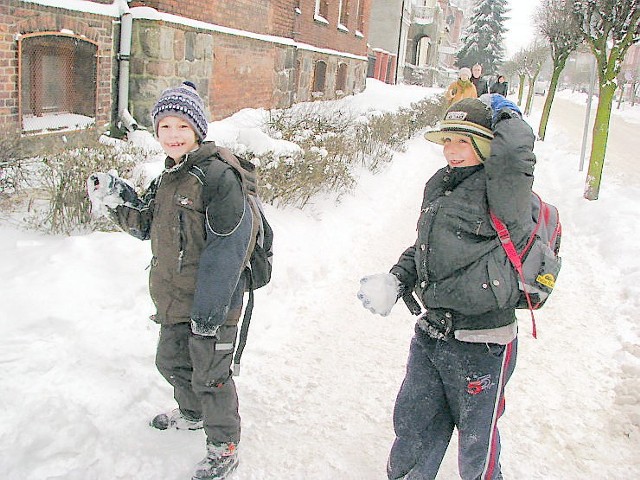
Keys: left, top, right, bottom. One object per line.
{"left": 129, "top": 20, "right": 214, "bottom": 128}
{"left": 128, "top": 19, "right": 367, "bottom": 125}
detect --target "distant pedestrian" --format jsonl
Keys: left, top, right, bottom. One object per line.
{"left": 490, "top": 75, "right": 508, "bottom": 96}
{"left": 471, "top": 63, "right": 489, "bottom": 96}
{"left": 445, "top": 67, "right": 477, "bottom": 106}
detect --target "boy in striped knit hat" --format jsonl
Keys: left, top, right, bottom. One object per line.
{"left": 88, "top": 82, "right": 251, "bottom": 480}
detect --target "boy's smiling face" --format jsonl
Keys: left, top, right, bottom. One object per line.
{"left": 442, "top": 133, "right": 482, "bottom": 168}
{"left": 157, "top": 116, "right": 199, "bottom": 161}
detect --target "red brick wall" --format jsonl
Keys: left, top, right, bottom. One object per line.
{"left": 0, "top": 3, "right": 19, "bottom": 130}
{"left": 293, "top": 0, "right": 370, "bottom": 56}
{"left": 210, "top": 36, "right": 281, "bottom": 119}
{"left": 131, "top": 0, "right": 294, "bottom": 37}
{"left": 0, "top": 0, "right": 114, "bottom": 132}
{"left": 132, "top": 0, "right": 369, "bottom": 57}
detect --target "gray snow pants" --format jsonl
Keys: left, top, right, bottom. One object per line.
{"left": 387, "top": 325, "right": 517, "bottom": 480}
{"left": 155, "top": 322, "right": 241, "bottom": 444}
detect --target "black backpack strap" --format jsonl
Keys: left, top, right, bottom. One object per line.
{"left": 233, "top": 270, "right": 254, "bottom": 376}
{"left": 402, "top": 292, "right": 423, "bottom": 316}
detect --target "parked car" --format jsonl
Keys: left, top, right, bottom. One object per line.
{"left": 534, "top": 80, "right": 549, "bottom": 96}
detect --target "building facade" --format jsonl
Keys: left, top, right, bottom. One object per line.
{"left": 367, "top": 0, "right": 411, "bottom": 84}
{"left": 0, "top": 0, "right": 371, "bottom": 137}
{"left": 368, "top": 0, "right": 464, "bottom": 87}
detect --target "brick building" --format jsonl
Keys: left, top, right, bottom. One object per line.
{"left": 0, "top": 0, "right": 371, "bottom": 137}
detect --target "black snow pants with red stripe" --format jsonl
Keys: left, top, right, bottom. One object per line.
{"left": 387, "top": 325, "right": 517, "bottom": 480}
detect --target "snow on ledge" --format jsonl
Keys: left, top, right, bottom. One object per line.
{"left": 131, "top": 7, "right": 367, "bottom": 61}
{"left": 19, "top": 2, "right": 367, "bottom": 62}
{"left": 22, "top": 113, "right": 95, "bottom": 135}
{"left": 20, "top": 0, "right": 122, "bottom": 17}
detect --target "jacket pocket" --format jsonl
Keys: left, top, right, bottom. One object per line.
{"left": 486, "top": 248, "right": 519, "bottom": 309}
{"left": 173, "top": 195, "right": 205, "bottom": 274}
{"left": 425, "top": 248, "right": 518, "bottom": 316}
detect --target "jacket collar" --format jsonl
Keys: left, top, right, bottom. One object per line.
{"left": 444, "top": 164, "right": 483, "bottom": 188}
{"left": 163, "top": 141, "right": 218, "bottom": 173}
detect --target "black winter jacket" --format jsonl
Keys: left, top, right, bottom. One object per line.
{"left": 109, "top": 142, "right": 252, "bottom": 334}
{"left": 472, "top": 76, "right": 489, "bottom": 96}
{"left": 490, "top": 81, "right": 508, "bottom": 96}
{"left": 391, "top": 116, "right": 536, "bottom": 332}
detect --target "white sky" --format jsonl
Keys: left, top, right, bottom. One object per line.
{"left": 503, "top": 0, "right": 542, "bottom": 58}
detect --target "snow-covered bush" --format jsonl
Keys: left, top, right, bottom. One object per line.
{"left": 0, "top": 131, "right": 25, "bottom": 197}
{"left": 25, "top": 140, "right": 149, "bottom": 234}
{"left": 256, "top": 95, "right": 444, "bottom": 206}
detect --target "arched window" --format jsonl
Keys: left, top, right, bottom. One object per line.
{"left": 336, "top": 63, "right": 348, "bottom": 93}
{"left": 19, "top": 34, "right": 97, "bottom": 133}
{"left": 312, "top": 61, "right": 327, "bottom": 96}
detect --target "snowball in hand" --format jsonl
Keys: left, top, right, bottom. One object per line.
{"left": 357, "top": 273, "right": 400, "bottom": 316}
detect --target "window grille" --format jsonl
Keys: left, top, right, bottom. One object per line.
{"left": 19, "top": 34, "right": 97, "bottom": 134}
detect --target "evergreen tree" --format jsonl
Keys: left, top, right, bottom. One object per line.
{"left": 456, "top": 0, "right": 509, "bottom": 74}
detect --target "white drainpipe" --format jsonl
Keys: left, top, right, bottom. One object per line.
{"left": 117, "top": 2, "right": 138, "bottom": 131}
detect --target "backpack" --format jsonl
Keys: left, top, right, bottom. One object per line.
{"left": 212, "top": 146, "right": 274, "bottom": 373}
{"left": 490, "top": 192, "right": 562, "bottom": 338}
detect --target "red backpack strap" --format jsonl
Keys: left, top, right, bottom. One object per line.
{"left": 490, "top": 211, "right": 538, "bottom": 339}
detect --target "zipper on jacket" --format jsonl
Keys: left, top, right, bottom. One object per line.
{"left": 177, "top": 211, "right": 185, "bottom": 273}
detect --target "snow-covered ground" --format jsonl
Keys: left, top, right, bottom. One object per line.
{"left": 1, "top": 80, "right": 638, "bottom": 479}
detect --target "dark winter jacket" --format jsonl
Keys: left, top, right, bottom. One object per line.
{"left": 390, "top": 116, "right": 536, "bottom": 333}
{"left": 490, "top": 80, "right": 508, "bottom": 96}
{"left": 109, "top": 142, "right": 253, "bottom": 334}
{"left": 472, "top": 76, "right": 489, "bottom": 96}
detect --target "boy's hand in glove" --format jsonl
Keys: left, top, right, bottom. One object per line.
{"left": 86, "top": 170, "right": 135, "bottom": 216}
{"left": 357, "top": 273, "right": 401, "bottom": 317}
{"left": 479, "top": 93, "right": 521, "bottom": 127}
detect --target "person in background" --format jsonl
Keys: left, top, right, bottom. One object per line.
{"left": 445, "top": 67, "right": 477, "bottom": 106}
{"left": 490, "top": 75, "right": 509, "bottom": 96}
{"left": 357, "top": 94, "right": 533, "bottom": 479}
{"left": 87, "top": 81, "right": 252, "bottom": 480}
{"left": 471, "top": 63, "right": 489, "bottom": 96}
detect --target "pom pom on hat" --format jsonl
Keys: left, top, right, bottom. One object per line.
{"left": 151, "top": 81, "right": 208, "bottom": 143}
{"left": 424, "top": 98, "right": 493, "bottom": 162}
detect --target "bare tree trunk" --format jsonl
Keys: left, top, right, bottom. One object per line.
{"left": 616, "top": 84, "right": 625, "bottom": 109}
{"left": 584, "top": 83, "right": 616, "bottom": 200}
{"left": 517, "top": 74, "right": 526, "bottom": 106}
{"left": 538, "top": 64, "right": 565, "bottom": 140}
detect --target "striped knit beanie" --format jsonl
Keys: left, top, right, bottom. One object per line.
{"left": 151, "top": 81, "right": 208, "bottom": 143}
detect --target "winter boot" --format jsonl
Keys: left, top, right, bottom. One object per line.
{"left": 150, "top": 408, "right": 203, "bottom": 430}
{"left": 192, "top": 441, "right": 239, "bottom": 480}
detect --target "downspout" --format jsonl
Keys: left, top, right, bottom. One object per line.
{"left": 117, "top": 1, "right": 138, "bottom": 131}
{"left": 395, "top": 0, "right": 406, "bottom": 84}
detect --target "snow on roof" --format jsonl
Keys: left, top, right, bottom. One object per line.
{"left": 131, "top": 8, "right": 367, "bottom": 61}
{"left": 22, "top": 1, "right": 367, "bottom": 61}
{"left": 21, "top": 0, "right": 123, "bottom": 17}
